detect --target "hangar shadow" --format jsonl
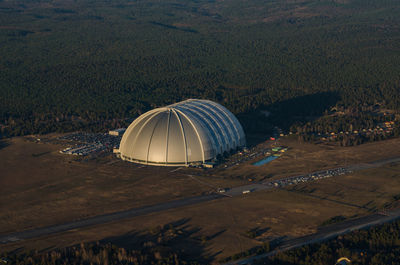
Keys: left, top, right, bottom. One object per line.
{"left": 237, "top": 91, "right": 340, "bottom": 147}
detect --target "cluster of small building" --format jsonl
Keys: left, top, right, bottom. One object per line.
{"left": 222, "top": 144, "right": 287, "bottom": 169}
{"left": 264, "top": 167, "right": 348, "bottom": 188}
{"left": 314, "top": 121, "right": 396, "bottom": 141}
{"left": 58, "top": 129, "right": 125, "bottom": 157}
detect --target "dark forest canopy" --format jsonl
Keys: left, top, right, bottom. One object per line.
{"left": 0, "top": 0, "right": 399, "bottom": 137}
{"left": 256, "top": 218, "right": 400, "bottom": 265}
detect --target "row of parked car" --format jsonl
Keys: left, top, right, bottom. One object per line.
{"left": 58, "top": 132, "right": 121, "bottom": 156}
{"left": 264, "top": 167, "right": 349, "bottom": 188}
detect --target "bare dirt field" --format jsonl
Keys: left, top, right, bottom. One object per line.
{"left": 219, "top": 136, "right": 400, "bottom": 181}
{"left": 0, "top": 185, "right": 366, "bottom": 260}
{"left": 0, "top": 136, "right": 243, "bottom": 234}
{"left": 2, "top": 135, "right": 400, "bottom": 262}
{"left": 5, "top": 162, "right": 400, "bottom": 261}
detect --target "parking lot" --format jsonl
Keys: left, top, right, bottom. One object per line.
{"left": 58, "top": 132, "right": 121, "bottom": 156}
{"left": 220, "top": 167, "right": 351, "bottom": 197}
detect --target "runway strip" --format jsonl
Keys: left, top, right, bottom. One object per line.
{"left": 224, "top": 208, "right": 400, "bottom": 265}
{"left": 0, "top": 194, "right": 222, "bottom": 244}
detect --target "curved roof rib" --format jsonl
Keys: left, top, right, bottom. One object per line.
{"left": 119, "top": 99, "right": 246, "bottom": 166}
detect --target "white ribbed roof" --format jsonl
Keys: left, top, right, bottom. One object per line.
{"left": 119, "top": 99, "right": 246, "bottom": 166}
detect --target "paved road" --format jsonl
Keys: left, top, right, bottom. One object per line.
{"left": 1, "top": 156, "right": 400, "bottom": 245}
{"left": 225, "top": 156, "right": 400, "bottom": 197}
{"left": 347, "top": 156, "right": 400, "bottom": 171}
{"left": 225, "top": 207, "right": 400, "bottom": 265}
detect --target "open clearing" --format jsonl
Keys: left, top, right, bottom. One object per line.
{"left": 220, "top": 136, "right": 400, "bottom": 181}
{"left": 0, "top": 136, "right": 244, "bottom": 234}
{"left": 2, "top": 135, "right": 400, "bottom": 261}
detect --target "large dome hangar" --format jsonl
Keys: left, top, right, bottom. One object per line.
{"left": 118, "top": 99, "right": 246, "bottom": 166}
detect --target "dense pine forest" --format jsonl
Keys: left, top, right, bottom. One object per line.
{"left": 257, "top": 219, "right": 400, "bottom": 265}
{"left": 0, "top": 0, "right": 399, "bottom": 140}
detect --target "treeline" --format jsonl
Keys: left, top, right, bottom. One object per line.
{"left": 297, "top": 129, "right": 400, "bottom": 147}
{"left": 2, "top": 243, "right": 184, "bottom": 265}
{"left": 0, "top": 223, "right": 206, "bottom": 265}
{"left": 291, "top": 107, "right": 400, "bottom": 146}
{"left": 6, "top": 218, "right": 400, "bottom": 265}
{"left": 291, "top": 111, "right": 395, "bottom": 135}
{"left": 256, "top": 219, "right": 400, "bottom": 265}
{"left": 1, "top": 243, "right": 193, "bottom": 265}
{"left": 0, "top": 0, "right": 400, "bottom": 138}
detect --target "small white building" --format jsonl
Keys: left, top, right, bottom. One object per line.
{"left": 109, "top": 128, "right": 126, "bottom": 136}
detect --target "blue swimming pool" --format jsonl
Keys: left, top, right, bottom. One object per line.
{"left": 252, "top": 156, "right": 278, "bottom": 166}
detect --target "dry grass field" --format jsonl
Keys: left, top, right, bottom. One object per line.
{"left": 0, "top": 186, "right": 367, "bottom": 260}
{"left": 0, "top": 136, "right": 243, "bottom": 235}
{"left": 5, "top": 163, "right": 400, "bottom": 261}
{"left": 2, "top": 135, "right": 400, "bottom": 262}
{"left": 219, "top": 137, "right": 400, "bottom": 181}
